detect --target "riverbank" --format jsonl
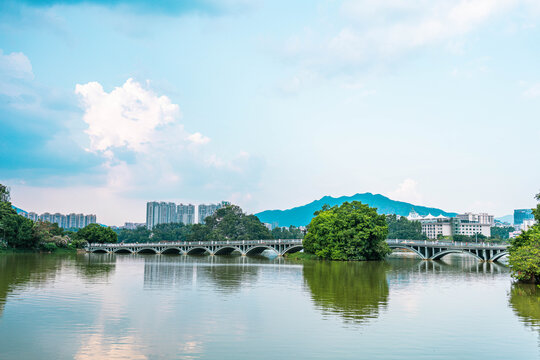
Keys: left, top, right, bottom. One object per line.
{"left": 284, "top": 252, "right": 319, "bottom": 261}
{"left": 0, "top": 247, "right": 79, "bottom": 255}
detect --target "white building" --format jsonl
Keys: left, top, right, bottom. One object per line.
{"left": 198, "top": 201, "right": 230, "bottom": 224}
{"left": 406, "top": 210, "right": 492, "bottom": 239}
{"left": 21, "top": 211, "right": 96, "bottom": 229}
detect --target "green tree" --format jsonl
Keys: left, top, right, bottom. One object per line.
{"left": 187, "top": 224, "right": 212, "bottom": 242}
{"left": 271, "top": 226, "right": 304, "bottom": 239}
{"left": 152, "top": 223, "right": 191, "bottom": 242}
{"left": 76, "top": 223, "right": 117, "bottom": 244}
{"left": 0, "top": 201, "right": 36, "bottom": 249}
{"left": 386, "top": 214, "right": 427, "bottom": 240}
{"left": 203, "top": 205, "right": 272, "bottom": 241}
{"left": 0, "top": 184, "right": 9, "bottom": 203}
{"left": 490, "top": 226, "right": 515, "bottom": 240}
{"left": 509, "top": 191, "right": 540, "bottom": 284}
{"left": 118, "top": 226, "right": 152, "bottom": 243}
{"left": 303, "top": 201, "right": 391, "bottom": 261}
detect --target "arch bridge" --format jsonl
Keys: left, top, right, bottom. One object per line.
{"left": 87, "top": 239, "right": 509, "bottom": 261}
{"left": 87, "top": 239, "right": 304, "bottom": 257}
{"left": 386, "top": 239, "right": 508, "bottom": 262}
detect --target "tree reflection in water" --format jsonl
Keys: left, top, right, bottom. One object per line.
{"left": 303, "top": 260, "right": 390, "bottom": 324}
{"left": 509, "top": 283, "right": 540, "bottom": 331}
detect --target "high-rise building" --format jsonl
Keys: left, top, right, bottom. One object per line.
{"left": 514, "top": 209, "right": 534, "bottom": 226}
{"left": 198, "top": 201, "right": 230, "bottom": 224}
{"left": 146, "top": 201, "right": 178, "bottom": 229}
{"left": 20, "top": 211, "right": 96, "bottom": 229}
{"left": 177, "top": 204, "right": 195, "bottom": 225}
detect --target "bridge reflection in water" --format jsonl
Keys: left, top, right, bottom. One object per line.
{"left": 88, "top": 239, "right": 508, "bottom": 262}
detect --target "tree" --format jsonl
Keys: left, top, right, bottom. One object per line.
{"left": 203, "top": 205, "right": 272, "bottom": 241}
{"left": 509, "top": 191, "right": 540, "bottom": 284}
{"left": 0, "top": 201, "right": 37, "bottom": 249}
{"left": 118, "top": 226, "right": 152, "bottom": 243}
{"left": 386, "top": 215, "right": 427, "bottom": 240}
{"left": 0, "top": 184, "right": 9, "bottom": 203}
{"left": 152, "top": 223, "right": 191, "bottom": 242}
{"left": 490, "top": 226, "right": 515, "bottom": 240}
{"left": 76, "top": 224, "right": 117, "bottom": 244}
{"left": 303, "top": 201, "right": 391, "bottom": 261}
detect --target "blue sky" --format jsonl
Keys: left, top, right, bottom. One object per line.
{"left": 1, "top": 0, "right": 539, "bottom": 225}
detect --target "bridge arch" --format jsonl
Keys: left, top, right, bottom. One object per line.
{"left": 388, "top": 245, "right": 427, "bottom": 260}
{"left": 491, "top": 251, "right": 508, "bottom": 262}
{"left": 137, "top": 248, "right": 159, "bottom": 254}
{"left": 281, "top": 245, "right": 303, "bottom": 255}
{"left": 186, "top": 247, "right": 212, "bottom": 255}
{"left": 431, "top": 249, "right": 483, "bottom": 261}
{"left": 161, "top": 248, "right": 183, "bottom": 255}
{"left": 113, "top": 248, "right": 133, "bottom": 254}
{"left": 214, "top": 246, "right": 242, "bottom": 255}
{"left": 245, "top": 245, "right": 275, "bottom": 256}
{"left": 91, "top": 249, "right": 109, "bottom": 254}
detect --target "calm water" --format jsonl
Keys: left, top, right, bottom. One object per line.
{"left": 0, "top": 253, "right": 539, "bottom": 359}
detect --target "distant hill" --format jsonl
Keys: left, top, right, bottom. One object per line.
{"left": 255, "top": 193, "right": 457, "bottom": 228}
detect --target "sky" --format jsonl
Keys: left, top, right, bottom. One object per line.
{"left": 1, "top": 0, "right": 539, "bottom": 225}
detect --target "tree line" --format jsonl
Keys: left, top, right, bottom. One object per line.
{"left": 117, "top": 205, "right": 305, "bottom": 243}
{"left": 0, "top": 184, "right": 116, "bottom": 252}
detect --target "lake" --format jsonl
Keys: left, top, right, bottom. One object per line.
{"left": 0, "top": 253, "right": 539, "bottom": 359}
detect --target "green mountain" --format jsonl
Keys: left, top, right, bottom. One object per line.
{"left": 255, "top": 193, "right": 457, "bottom": 228}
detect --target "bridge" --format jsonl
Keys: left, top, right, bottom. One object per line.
{"left": 87, "top": 239, "right": 509, "bottom": 262}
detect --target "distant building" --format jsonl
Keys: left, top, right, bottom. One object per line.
{"left": 124, "top": 222, "right": 145, "bottom": 230}
{"left": 147, "top": 201, "right": 230, "bottom": 229}
{"left": 406, "top": 210, "right": 492, "bottom": 239}
{"left": 263, "top": 223, "right": 272, "bottom": 230}
{"left": 177, "top": 204, "right": 195, "bottom": 225}
{"left": 514, "top": 209, "right": 534, "bottom": 226}
{"left": 198, "top": 201, "right": 229, "bottom": 224}
{"left": 20, "top": 211, "right": 96, "bottom": 229}
{"left": 146, "top": 201, "right": 177, "bottom": 230}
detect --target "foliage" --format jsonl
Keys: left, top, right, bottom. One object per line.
{"left": 118, "top": 226, "right": 151, "bottom": 243}
{"left": 303, "top": 201, "right": 391, "bottom": 261}
{"left": 490, "top": 226, "right": 515, "bottom": 240}
{"left": 509, "top": 226, "right": 540, "bottom": 283}
{"left": 186, "top": 224, "right": 211, "bottom": 242}
{"left": 452, "top": 234, "right": 487, "bottom": 242}
{"left": 0, "top": 201, "right": 37, "bottom": 249}
{"left": 0, "top": 184, "right": 9, "bottom": 203}
{"left": 203, "top": 205, "right": 272, "bottom": 241}
{"left": 509, "top": 191, "right": 540, "bottom": 284}
{"left": 152, "top": 223, "right": 191, "bottom": 242}
{"left": 76, "top": 223, "right": 117, "bottom": 244}
{"left": 386, "top": 215, "right": 427, "bottom": 240}
{"left": 271, "top": 226, "right": 304, "bottom": 239}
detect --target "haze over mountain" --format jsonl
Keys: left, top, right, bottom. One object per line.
{"left": 255, "top": 193, "right": 458, "bottom": 228}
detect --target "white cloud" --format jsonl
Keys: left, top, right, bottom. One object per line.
{"left": 75, "top": 78, "right": 181, "bottom": 153}
{"left": 523, "top": 82, "right": 540, "bottom": 98}
{"left": 0, "top": 49, "right": 34, "bottom": 81}
{"left": 70, "top": 79, "right": 265, "bottom": 222}
{"left": 388, "top": 178, "right": 423, "bottom": 204}
{"left": 289, "top": 0, "right": 527, "bottom": 66}
{"left": 187, "top": 132, "right": 211, "bottom": 145}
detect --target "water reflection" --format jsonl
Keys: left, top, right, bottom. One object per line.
{"left": 509, "top": 283, "right": 540, "bottom": 331}
{"left": 73, "top": 253, "right": 116, "bottom": 281}
{"left": 303, "top": 261, "right": 390, "bottom": 324}
{"left": 0, "top": 254, "right": 63, "bottom": 316}
{"left": 143, "top": 255, "right": 261, "bottom": 293}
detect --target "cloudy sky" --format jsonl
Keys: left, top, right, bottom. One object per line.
{"left": 1, "top": 0, "right": 539, "bottom": 225}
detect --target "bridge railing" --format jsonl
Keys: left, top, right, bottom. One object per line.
{"left": 88, "top": 239, "right": 304, "bottom": 248}
{"left": 386, "top": 239, "right": 508, "bottom": 249}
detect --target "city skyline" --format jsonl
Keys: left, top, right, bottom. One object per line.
{"left": 1, "top": 0, "right": 539, "bottom": 225}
